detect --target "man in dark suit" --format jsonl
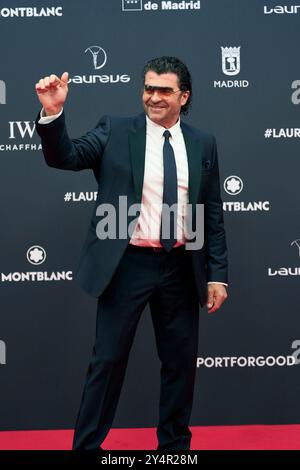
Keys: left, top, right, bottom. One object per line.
{"left": 35, "top": 57, "right": 228, "bottom": 450}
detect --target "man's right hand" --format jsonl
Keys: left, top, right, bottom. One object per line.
{"left": 35, "top": 72, "right": 69, "bottom": 116}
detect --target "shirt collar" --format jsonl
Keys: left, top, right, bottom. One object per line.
{"left": 146, "top": 115, "right": 181, "bottom": 139}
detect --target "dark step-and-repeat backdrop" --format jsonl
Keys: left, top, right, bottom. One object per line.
{"left": 0, "top": 0, "right": 299, "bottom": 431}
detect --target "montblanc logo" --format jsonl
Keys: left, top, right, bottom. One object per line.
{"left": 291, "top": 80, "right": 300, "bottom": 105}
{"left": 268, "top": 240, "right": 300, "bottom": 277}
{"left": 0, "top": 246, "right": 73, "bottom": 283}
{"left": 122, "top": 0, "right": 201, "bottom": 11}
{"left": 69, "top": 46, "right": 131, "bottom": 85}
{"left": 264, "top": 5, "right": 300, "bottom": 14}
{"left": 214, "top": 46, "right": 249, "bottom": 89}
{"left": 0, "top": 79, "right": 6, "bottom": 104}
{"left": 0, "top": 6, "right": 63, "bottom": 18}
{"left": 224, "top": 175, "right": 243, "bottom": 196}
{"left": 223, "top": 175, "right": 270, "bottom": 212}
{"left": 26, "top": 246, "right": 47, "bottom": 266}
{"left": 0, "top": 121, "right": 41, "bottom": 152}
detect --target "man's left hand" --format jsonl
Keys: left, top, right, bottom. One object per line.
{"left": 206, "top": 284, "right": 228, "bottom": 314}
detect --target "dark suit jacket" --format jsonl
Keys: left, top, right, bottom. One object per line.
{"left": 36, "top": 111, "right": 228, "bottom": 307}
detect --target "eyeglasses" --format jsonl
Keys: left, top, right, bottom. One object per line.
{"left": 144, "top": 85, "right": 183, "bottom": 98}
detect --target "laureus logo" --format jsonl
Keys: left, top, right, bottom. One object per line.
{"left": 268, "top": 240, "right": 300, "bottom": 277}
{"left": 68, "top": 46, "right": 130, "bottom": 85}
{"left": 85, "top": 46, "right": 107, "bottom": 70}
{"left": 291, "top": 239, "right": 300, "bottom": 258}
{"left": 264, "top": 5, "right": 300, "bottom": 14}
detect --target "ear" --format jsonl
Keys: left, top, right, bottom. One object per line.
{"left": 180, "top": 90, "right": 190, "bottom": 105}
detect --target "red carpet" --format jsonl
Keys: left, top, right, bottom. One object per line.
{"left": 0, "top": 425, "right": 300, "bottom": 450}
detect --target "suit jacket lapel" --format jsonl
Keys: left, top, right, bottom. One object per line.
{"left": 129, "top": 113, "right": 146, "bottom": 204}
{"left": 181, "top": 122, "right": 203, "bottom": 207}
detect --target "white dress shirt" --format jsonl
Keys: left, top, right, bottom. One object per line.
{"left": 129, "top": 116, "right": 188, "bottom": 248}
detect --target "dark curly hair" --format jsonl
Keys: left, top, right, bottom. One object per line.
{"left": 142, "top": 56, "right": 192, "bottom": 115}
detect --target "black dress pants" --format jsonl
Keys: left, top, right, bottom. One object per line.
{"left": 72, "top": 243, "right": 200, "bottom": 450}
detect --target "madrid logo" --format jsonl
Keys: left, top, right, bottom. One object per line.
{"left": 222, "top": 47, "right": 240, "bottom": 76}
{"left": 214, "top": 46, "right": 249, "bottom": 89}
{"left": 122, "top": 0, "right": 201, "bottom": 11}
{"left": 122, "top": 0, "right": 143, "bottom": 10}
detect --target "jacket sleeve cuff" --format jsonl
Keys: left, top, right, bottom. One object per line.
{"left": 38, "top": 107, "right": 63, "bottom": 124}
{"left": 207, "top": 281, "right": 228, "bottom": 287}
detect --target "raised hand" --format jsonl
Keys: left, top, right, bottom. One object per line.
{"left": 35, "top": 72, "right": 69, "bottom": 116}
